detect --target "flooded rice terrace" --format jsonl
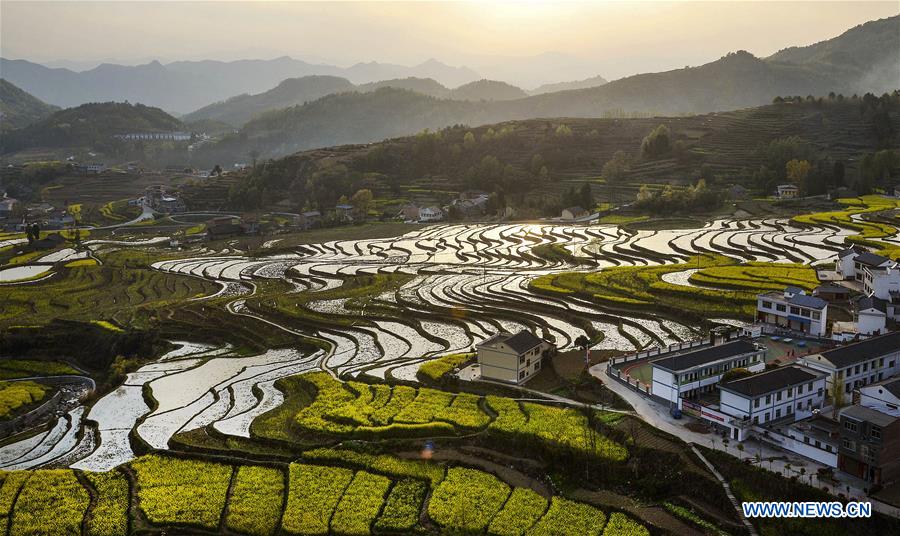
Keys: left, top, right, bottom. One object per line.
{"left": 0, "top": 218, "right": 856, "bottom": 470}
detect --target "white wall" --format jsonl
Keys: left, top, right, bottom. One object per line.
{"left": 858, "top": 310, "right": 887, "bottom": 336}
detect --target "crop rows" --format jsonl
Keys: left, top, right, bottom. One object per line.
{"left": 0, "top": 453, "right": 649, "bottom": 535}
{"left": 257, "top": 372, "right": 628, "bottom": 461}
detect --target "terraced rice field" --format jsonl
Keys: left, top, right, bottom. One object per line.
{"left": 2, "top": 203, "right": 891, "bottom": 473}
{"left": 0, "top": 452, "right": 650, "bottom": 535}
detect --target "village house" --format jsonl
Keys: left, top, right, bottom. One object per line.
{"left": 476, "top": 330, "right": 553, "bottom": 384}
{"left": 80, "top": 162, "right": 107, "bottom": 174}
{"left": 837, "top": 404, "right": 900, "bottom": 485}
{"left": 649, "top": 337, "right": 766, "bottom": 408}
{"left": 418, "top": 206, "right": 444, "bottom": 222}
{"left": 718, "top": 365, "right": 827, "bottom": 426}
{"left": 836, "top": 248, "right": 892, "bottom": 281}
{"left": 798, "top": 331, "right": 900, "bottom": 403}
{"left": 863, "top": 260, "right": 900, "bottom": 301}
{"left": 335, "top": 204, "right": 355, "bottom": 223}
{"left": 295, "top": 210, "right": 321, "bottom": 230}
{"left": 399, "top": 205, "right": 420, "bottom": 222}
{"left": 776, "top": 184, "right": 799, "bottom": 199}
{"left": 813, "top": 284, "right": 851, "bottom": 302}
{"left": 859, "top": 376, "right": 900, "bottom": 412}
{"left": 561, "top": 206, "right": 589, "bottom": 221}
{"left": 205, "top": 216, "right": 245, "bottom": 240}
{"left": 756, "top": 287, "right": 828, "bottom": 337}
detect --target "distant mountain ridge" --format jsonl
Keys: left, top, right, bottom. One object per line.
{"left": 528, "top": 75, "right": 609, "bottom": 95}
{"left": 0, "top": 79, "right": 59, "bottom": 131}
{"left": 184, "top": 76, "right": 532, "bottom": 127}
{"left": 0, "top": 56, "right": 481, "bottom": 114}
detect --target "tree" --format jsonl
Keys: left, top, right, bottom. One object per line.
{"left": 350, "top": 189, "right": 374, "bottom": 218}
{"left": 212, "top": 164, "right": 222, "bottom": 176}
{"left": 249, "top": 149, "right": 260, "bottom": 168}
{"left": 463, "top": 131, "right": 476, "bottom": 149}
{"left": 602, "top": 151, "right": 630, "bottom": 182}
{"left": 721, "top": 368, "right": 752, "bottom": 383}
{"left": 574, "top": 335, "right": 590, "bottom": 350}
{"left": 579, "top": 183, "right": 593, "bottom": 210}
{"left": 786, "top": 159, "right": 811, "bottom": 184}
{"left": 640, "top": 124, "right": 671, "bottom": 159}
{"left": 736, "top": 442, "right": 745, "bottom": 460}
{"left": 555, "top": 124, "right": 573, "bottom": 138}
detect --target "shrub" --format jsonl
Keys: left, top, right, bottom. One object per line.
{"left": 84, "top": 470, "right": 130, "bottom": 536}
{"left": 428, "top": 467, "right": 510, "bottom": 532}
{"left": 10, "top": 469, "right": 89, "bottom": 535}
{"left": 330, "top": 471, "right": 392, "bottom": 535}
{"left": 488, "top": 487, "right": 548, "bottom": 535}
{"left": 282, "top": 463, "right": 354, "bottom": 535}
{"left": 131, "top": 454, "right": 232, "bottom": 529}
{"left": 527, "top": 497, "right": 606, "bottom": 536}
{"left": 374, "top": 479, "right": 426, "bottom": 533}
{"left": 417, "top": 352, "right": 473, "bottom": 383}
{"left": 602, "top": 512, "right": 649, "bottom": 535}
{"left": 226, "top": 465, "right": 285, "bottom": 536}
{"left": 0, "top": 380, "right": 48, "bottom": 418}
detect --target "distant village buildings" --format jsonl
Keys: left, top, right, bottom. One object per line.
{"left": 776, "top": 184, "right": 799, "bottom": 199}
{"left": 115, "top": 131, "right": 192, "bottom": 142}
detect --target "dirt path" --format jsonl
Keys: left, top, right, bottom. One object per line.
{"left": 569, "top": 488, "right": 704, "bottom": 536}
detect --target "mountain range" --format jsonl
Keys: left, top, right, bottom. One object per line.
{"left": 0, "top": 56, "right": 481, "bottom": 114}
{"left": 184, "top": 77, "right": 532, "bottom": 127}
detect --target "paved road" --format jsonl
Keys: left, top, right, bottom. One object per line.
{"left": 589, "top": 363, "right": 900, "bottom": 519}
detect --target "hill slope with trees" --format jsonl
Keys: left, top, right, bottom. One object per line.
{"left": 0, "top": 101, "right": 184, "bottom": 153}
{"left": 0, "top": 79, "right": 59, "bottom": 131}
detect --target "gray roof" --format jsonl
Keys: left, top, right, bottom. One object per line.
{"left": 873, "top": 377, "right": 900, "bottom": 399}
{"left": 720, "top": 365, "right": 824, "bottom": 398}
{"left": 815, "top": 331, "right": 900, "bottom": 368}
{"left": 651, "top": 340, "right": 760, "bottom": 372}
{"left": 841, "top": 404, "right": 899, "bottom": 427}
{"left": 838, "top": 246, "right": 865, "bottom": 259}
{"left": 788, "top": 293, "right": 828, "bottom": 310}
{"left": 855, "top": 251, "right": 891, "bottom": 267}
{"left": 814, "top": 284, "right": 850, "bottom": 294}
{"left": 857, "top": 296, "right": 887, "bottom": 314}
{"left": 784, "top": 286, "right": 805, "bottom": 295}
{"left": 478, "top": 330, "right": 544, "bottom": 354}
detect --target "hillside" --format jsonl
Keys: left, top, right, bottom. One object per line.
{"left": 448, "top": 79, "right": 529, "bottom": 101}
{"left": 0, "top": 79, "right": 58, "bottom": 130}
{"left": 206, "top": 96, "right": 899, "bottom": 214}
{"left": 182, "top": 75, "right": 356, "bottom": 126}
{"left": 0, "top": 101, "right": 184, "bottom": 153}
{"left": 529, "top": 74, "right": 609, "bottom": 95}
{"left": 357, "top": 77, "right": 449, "bottom": 98}
{"left": 767, "top": 15, "right": 899, "bottom": 91}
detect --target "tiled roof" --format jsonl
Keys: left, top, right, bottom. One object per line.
{"left": 651, "top": 340, "right": 760, "bottom": 372}
{"left": 720, "top": 365, "right": 823, "bottom": 398}
{"left": 815, "top": 331, "right": 900, "bottom": 368}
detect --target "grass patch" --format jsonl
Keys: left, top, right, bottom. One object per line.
{"left": 0, "top": 380, "right": 48, "bottom": 419}
{"left": 226, "top": 465, "right": 285, "bottom": 536}
{"left": 428, "top": 467, "right": 510, "bottom": 533}
{"left": 10, "top": 469, "right": 89, "bottom": 536}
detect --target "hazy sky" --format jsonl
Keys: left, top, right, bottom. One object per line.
{"left": 2, "top": 1, "right": 898, "bottom": 82}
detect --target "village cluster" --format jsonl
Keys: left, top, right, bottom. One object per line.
{"left": 469, "top": 245, "right": 900, "bottom": 490}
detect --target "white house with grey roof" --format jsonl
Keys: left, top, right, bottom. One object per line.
{"left": 798, "top": 331, "right": 900, "bottom": 403}
{"left": 476, "top": 330, "right": 552, "bottom": 384}
{"left": 836, "top": 248, "right": 892, "bottom": 281}
{"left": 650, "top": 338, "right": 766, "bottom": 408}
{"left": 718, "top": 365, "right": 827, "bottom": 426}
{"left": 859, "top": 377, "right": 900, "bottom": 413}
{"left": 756, "top": 287, "right": 828, "bottom": 337}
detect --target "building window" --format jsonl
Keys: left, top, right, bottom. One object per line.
{"left": 776, "top": 304, "right": 786, "bottom": 313}
{"left": 764, "top": 412, "right": 770, "bottom": 421}
{"left": 519, "top": 370, "right": 526, "bottom": 380}
{"left": 790, "top": 306, "right": 801, "bottom": 315}
{"left": 845, "top": 383, "right": 852, "bottom": 393}
{"left": 871, "top": 426, "right": 881, "bottom": 440}
{"left": 879, "top": 358, "right": 885, "bottom": 367}
{"left": 762, "top": 300, "right": 772, "bottom": 309}
{"left": 804, "top": 436, "right": 810, "bottom": 444}
{"left": 775, "top": 409, "right": 781, "bottom": 418}
{"left": 807, "top": 382, "right": 813, "bottom": 392}
{"left": 812, "top": 311, "right": 821, "bottom": 320}
{"left": 817, "top": 388, "right": 823, "bottom": 397}
{"left": 826, "top": 445, "right": 833, "bottom": 453}
{"left": 753, "top": 416, "right": 759, "bottom": 424}
{"left": 754, "top": 399, "right": 760, "bottom": 408}
{"left": 765, "top": 394, "right": 771, "bottom": 404}
{"left": 797, "top": 402, "right": 802, "bottom": 410}
{"left": 842, "top": 438, "right": 855, "bottom": 450}
{"left": 844, "top": 420, "right": 858, "bottom": 433}
{"left": 535, "top": 361, "right": 541, "bottom": 371}
{"left": 776, "top": 391, "right": 782, "bottom": 401}
{"left": 855, "top": 365, "right": 861, "bottom": 375}
{"left": 801, "top": 309, "right": 811, "bottom": 318}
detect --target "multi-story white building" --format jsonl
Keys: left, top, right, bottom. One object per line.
{"left": 798, "top": 331, "right": 900, "bottom": 403}
{"left": 418, "top": 206, "right": 444, "bottom": 222}
{"left": 650, "top": 338, "right": 766, "bottom": 407}
{"left": 837, "top": 249, "right": 892, "bottom": 282}
{"left": 718, "top": 365, "right": 827, "bottom": 426}
{"left": 476, "top": 331, "right": 552, "bottom": 384}
{"left": 863, "top": 260, "right": 900, "bottom": 300}
{"left": 756, "top": 287, "right": 828, "bottom": 337}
